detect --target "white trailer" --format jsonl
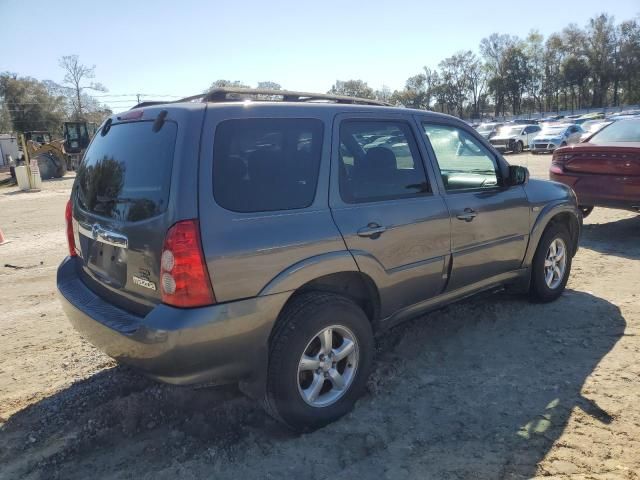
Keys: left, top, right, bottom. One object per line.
{"left": 0, "top": 134, "right": 19, "bottom": 166}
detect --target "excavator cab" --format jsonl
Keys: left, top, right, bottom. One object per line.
{"left": 63, "top": 122, "right": 91, "bottom": 154}
{"left": 25, "top": 131, "right": 52, "bottom": 144}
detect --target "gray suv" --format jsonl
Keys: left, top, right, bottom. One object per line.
{"left": 57, "top": 88, "right": 581, "bottom": 431}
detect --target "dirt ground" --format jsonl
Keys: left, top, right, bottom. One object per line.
{"left": 0, "top": 153, "right": 639, "bottom": 480}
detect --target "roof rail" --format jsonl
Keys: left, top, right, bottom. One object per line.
{"left": 177, "top": 87, "right": 391, "bottom": 106}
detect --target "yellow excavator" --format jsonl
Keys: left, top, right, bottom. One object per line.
{"left": 25, "top": 132, "right": 67, "bottom": 179}
{"left": 24, "top": 121, "right": 96, "bottom": 179}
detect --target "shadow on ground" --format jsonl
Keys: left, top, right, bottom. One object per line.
{"left": 0, "top": 290, "right": 625, "bottom": 479}
{"left": 581, "top": 213, "right": 640, "bottom": 260}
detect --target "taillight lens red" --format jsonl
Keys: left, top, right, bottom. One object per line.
{"left": 160, "top": 220, "right": 215, "bottom": 308}
{"left": 65, "top": 199, "right": 77, "bottom": 257}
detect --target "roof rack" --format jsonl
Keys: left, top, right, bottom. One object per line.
{"left": 177, "top": 87, "right": 391, "bottom": 106}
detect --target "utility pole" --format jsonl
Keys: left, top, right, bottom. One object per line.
{"left": 136, "top": 93, "right": 141, "bottom": 105}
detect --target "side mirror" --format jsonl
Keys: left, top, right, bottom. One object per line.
{"left": 508, "top": 165, "right": 529, "bottom": 186}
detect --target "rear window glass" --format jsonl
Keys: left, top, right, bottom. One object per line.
{"left": 589, "top": 120, "right": 640, "bottom": 144}
{"left": 213, "top": 118, "right": 323, "bottom": 212}
{"left": 76, "top": 121, "right": 177, "bottom": 221}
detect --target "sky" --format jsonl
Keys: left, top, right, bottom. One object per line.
{"left": 1, "top": 0, "right": 638, "bottom": 112}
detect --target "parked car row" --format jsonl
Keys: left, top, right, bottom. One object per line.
{"left": 475, "top": 109, "right": 640, "bottom": 155}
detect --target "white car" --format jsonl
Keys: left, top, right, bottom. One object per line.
{"left": 488, "top": 124, "right": 541, "bottom": 153}
{"left": 530, "top": 124, "right": 584, "bottom": 153}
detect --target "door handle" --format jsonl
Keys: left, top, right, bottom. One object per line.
{"left": 456, "top": 208, "right": 477, "bottom": 222}
{"left": 357, "top": 223, "right": 386, "bottom": 238}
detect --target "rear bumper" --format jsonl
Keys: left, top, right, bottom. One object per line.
{"left": 57, "top": 257, "right": 290, "bottom": 389}
{"left": 550, "top": 171, "right": 640, "bottom": 211}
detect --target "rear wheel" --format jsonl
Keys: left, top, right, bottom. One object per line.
{"left": 579, "top": 206, "right": 594, "bottom": 218}
{"left": 264, "top": 292, "right": 374, "bottom": 431}
{"left": 530, "top": 223, "right": 572, "bottom": 302}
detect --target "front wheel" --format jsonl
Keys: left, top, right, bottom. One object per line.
{"left": 263, "top": 292, "right": 374, "bottom": 431}
{"left": 514, "top": 141, "right": 524, "bottom": 154}
{"left": 530, "top": 223, "right": 572, "bottom": 302}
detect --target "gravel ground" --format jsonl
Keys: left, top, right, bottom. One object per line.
{"left": 0, "top": 153, "right": 639, "bottom": 479}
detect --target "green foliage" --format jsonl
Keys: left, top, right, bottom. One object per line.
{"left": 328, "top": 80, "right": 375, "bottom": 99}
{"left": 0, "top": 73, "right": 67, "bottom": 133}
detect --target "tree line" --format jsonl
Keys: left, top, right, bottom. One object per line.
{"left": 329, "top": 14, "right": 640, "bottom": 119}
{"left": 0, "top": 55, "right": 111, "bottom": 134}
{"left": 2, "top": 13, "right": 638, "bottom": 134}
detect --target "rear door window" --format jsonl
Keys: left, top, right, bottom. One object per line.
{"left": 338, "top": 121, "right": 431, "bottom": 203}
{"left": 213, "top": 118, "right": 323, "bottom": 212}
{"left": 76, "top": 121, "right": 177, "bottom": 221}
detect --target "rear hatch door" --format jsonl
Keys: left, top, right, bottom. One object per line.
{"left": 72, "top": 116, "right": 179, "bottom": 315}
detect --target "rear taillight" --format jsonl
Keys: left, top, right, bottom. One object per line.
{"left": 65, "top": 199, "right": 77, "bottom": 257}
{"left": 160, "top": 220, "right": 215, "bottom": 308}
{"left": 550, "top": 152, "right": 572, "bottom": 174}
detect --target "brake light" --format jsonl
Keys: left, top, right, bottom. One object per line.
{"left": 160, "top": 220, "right": 215, "bottom": 308}
{"left": 65, "top": 199, "right": 77, "bottom": 257}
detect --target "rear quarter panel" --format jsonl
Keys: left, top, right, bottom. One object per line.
{"left": 198, "top": 105, "right": 350, "bottom": 303}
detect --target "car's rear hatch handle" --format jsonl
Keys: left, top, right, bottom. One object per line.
{"left": 78, "top": 222, "right": 129, "bottom": 249}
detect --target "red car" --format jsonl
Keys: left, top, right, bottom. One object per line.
{"left": 549, "top": 118, "right": 640, "bottom": 217}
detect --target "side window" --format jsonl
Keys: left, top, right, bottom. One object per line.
{"left": 213, "top": 118, "right": 323, "bottom": 212}
{"left": 422, "top": 123, "right": 500, "bottom": 192}
{"left": 338, "top": 121, "right": 431, "bottom": 203}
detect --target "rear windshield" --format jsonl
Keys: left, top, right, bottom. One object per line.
{"left": 589, "top": 120, "right": 640, "bottom": 144}
{"left": 75, "top": 121, "right": 177, "bottom": 221}
{"left": 213, "top": 118, "right": 323, "bottom": 212}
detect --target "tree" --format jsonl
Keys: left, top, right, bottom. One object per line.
{"left": 59, "top": 55, "right": 107, "bottom": 119}
{"left": 501, "top": 45, "right": 530, "bottom": 115}
{"left": 480, "top": 33, "right": 519, "bottom": 116}
{"left": 524, "top": 31, "right": 546, "bottom": 113}
{"left": 617, "top": 19, "right": 640, "bottom": 104}
{"left": 0, "top": 73, "right": 67, "bottom": 133}
{"left": 256, "top": 81, "right": 282, "bottom": 90}
{"left": 438, "top": 52, "right": 471, "bottom": 117}
{"left": 374, "top": 84, "right": 392, "bottom": 103}
{"left": 208, "top": 79, "right": 250, "bottom": 90}
{"left": 585, "top": 14, "right": 617, "bottom": 107}
{"left": 328, "top": 80, "right": 375, "bottom": 99}
{"left": 465, "top": 54, "right": 487, "bottom": 118}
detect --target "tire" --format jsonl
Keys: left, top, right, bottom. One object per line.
{"left": 514, "top": 141, "right": 524, "bottom": 154}
{"left": 529, "top": 223, "right": 573, "bottom": 303}
{"left": 263, "top": 292, "right": 374, "bottom": 431}
{"left": 579, "top": 206, "right": 594, "bottom": 218}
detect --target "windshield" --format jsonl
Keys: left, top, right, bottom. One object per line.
{"left": 498, "top": 126, "right": 523, "bottom": 136}
{"left": 540, "top": 126, "right": 567, "bottom": 136}
{"left": 477, "top": 124, "right": 497, "bottom": 133}
{"left": 589, "top": 120, "right": 640, "bottom": 144}
{"left": 76, "top": 120, "right": 177, "bottom": 221}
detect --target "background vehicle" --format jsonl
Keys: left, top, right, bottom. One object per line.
{"left": 475, "top": 122, "right": 503, "bottom": 139}
{"left": 489, "top": 124, "right": 541, "bottom": 153}
{"left": 63, "top": 121, "right": 94, "bottom": 170}
{"left": 550, "top": 118, "right": 640, "bottom": 217}
{"left": 531, "top": 124, "right": 584, "bottom": 153}
{"left": 57, "top": 88, "right": 581, "bottom": 431}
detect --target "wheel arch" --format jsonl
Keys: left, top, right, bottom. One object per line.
{"left": 525, "top": 203, "right": 581, "bottom": 266}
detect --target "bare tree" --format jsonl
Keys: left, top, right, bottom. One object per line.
{"left": 59, "top": 55, "right": 106, "bottom": 119}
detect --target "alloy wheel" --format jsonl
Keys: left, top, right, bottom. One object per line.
{"left": 544, "top": 238, "right": 567, "bottom": 289}
{"left": 297, "top": 325, "right": 359, "bottom": 408}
